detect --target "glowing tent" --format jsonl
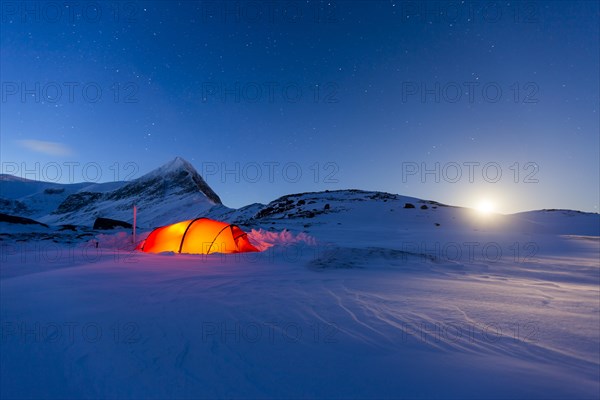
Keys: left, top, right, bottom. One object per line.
{"left": 139, "top": 218, "right": 259, "bottom": 254}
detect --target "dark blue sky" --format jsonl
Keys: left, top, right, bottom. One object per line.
{"left": 1, "top": 1, "right": 598, "bottom": 213}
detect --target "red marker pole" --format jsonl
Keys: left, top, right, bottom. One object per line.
{"left": 133, "top": 205, "right": 137, "bottom": 244}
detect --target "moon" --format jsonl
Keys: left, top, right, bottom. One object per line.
{"left": 476, "top": 200, "right": 495, "bottom": 215}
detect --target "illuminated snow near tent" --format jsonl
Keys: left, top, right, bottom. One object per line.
{"left": 138, "top": 218, "right": 259, "bottom": 254}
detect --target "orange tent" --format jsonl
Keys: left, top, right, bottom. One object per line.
{"left": 139, "top": 218, "right": 259, "bottom": 254}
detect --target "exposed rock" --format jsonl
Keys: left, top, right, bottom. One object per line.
{"left": 0, "top": 198, "right": 29, "bottom": 215}
{"left": 54, "top": 192, "right": 102, "bottom": 214}
{"left": 0, "top": 213, "right": 48, "bottom": 227}
{"left": 43, "top": 188, "right": 65, "bottom": 195}
{"left": 93, "top": 217, "right": 132, "bottom": 230}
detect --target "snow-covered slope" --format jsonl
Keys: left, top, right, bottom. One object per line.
{"left": 0, "top": 174, "right": 98, "bottom": 218}
{"left": 0, "top": 158, "right": 228, "bottom": 228}
{"left": 240, "top": 189, "right": 600, "bottom": 238}
{"left": 512, "top": 209, "right": 600, "bottom": 236}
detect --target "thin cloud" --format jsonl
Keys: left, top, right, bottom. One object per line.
{"left": 17, "top": 140, "right": 73, "bottom": 156}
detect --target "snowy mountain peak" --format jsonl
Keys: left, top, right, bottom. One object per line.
{"left": 0, "top": 157, "right": 226, "bottom": 227}
{"left": 137, "top": 157, "right": 221, "bottom": 205}
{"left": 141, "top": 157, "right": 200, "bottom": 179}
{"left": 153, "top": 156, "right": 196, "bottom": 175}
{"left": 41, "top": 157, "right": 225, "bottom": 226}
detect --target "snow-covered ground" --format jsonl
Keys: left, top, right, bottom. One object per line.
{"left": 1, "top": 192, "right": 599, "bottom": 398}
